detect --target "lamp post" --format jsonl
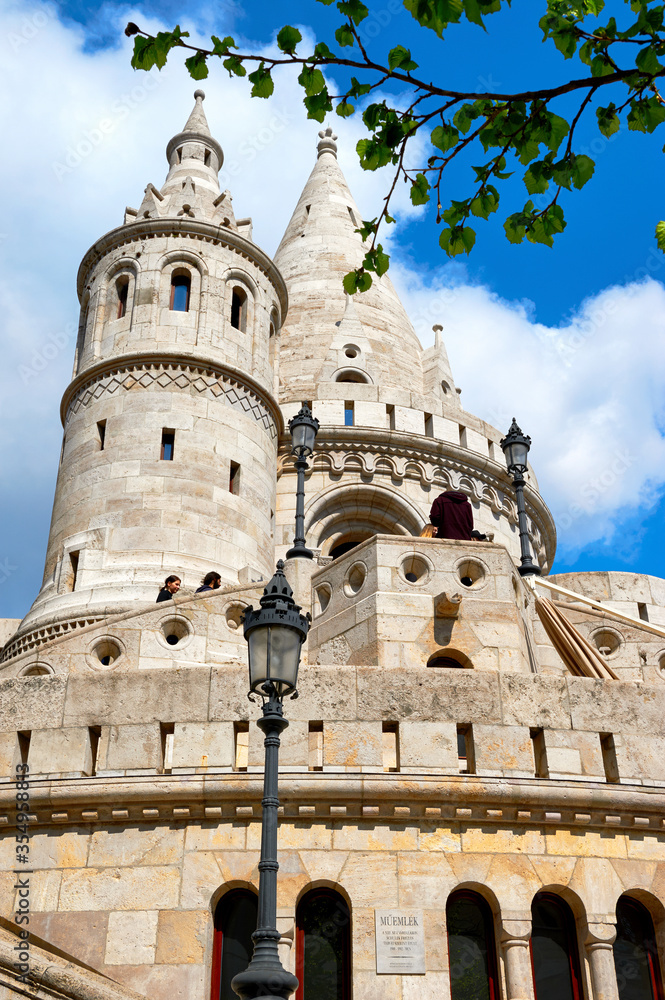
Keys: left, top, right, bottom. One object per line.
{"left": 231, "top": 561, "right": 310, "bottom": 1000}
{"left": 500, "top": 418, "right": 541, "bottom": 577}
{"left": 286, "top": 402, "right": 320, "bottom": 560}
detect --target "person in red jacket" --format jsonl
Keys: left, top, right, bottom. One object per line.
{"left": 429, "top": 490, "right": 487, "bottom": 541}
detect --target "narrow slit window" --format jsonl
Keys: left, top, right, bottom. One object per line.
{"left": 69, "top": 551, "right": 79, "bottom": 592}
{"left": 97, "top": 420, "right": 106, "bottom": 451}
{"left": 160, "top": 723, "right": 175, "bottom": 774}
{"left": 229, "top": 461, "right": 240, "bottom": 495}
{"left": 170, "top": 272, "right": 190, "bottom": 312}
{"left": 60, "top": 434, "right": 66, "bottom": 465}
{"left": 424, "top": 413, "right": 433, "bottom": 437}
{"left": 347, "top": 206, "right": 356, "bottom": 225}
{"left": 382, "top": 722, "right": 399, "bottom": 772}
{"left": 638, "top": 602, "right": 649, "bottom": 621}
{"left": 531, "top": 728, "right": 548, "bottom": 778}
{"left": 234, "top": 722, "right": 249, "bottom": 771}
{"left": 344, "top": 401, "right": 354, "bottom": 427}
{"left": 116, "top": 277, "right": 129, "bottom": 319}
{"left": 231, "top": 287, "right": 248, "bottom": 331}
{"left": 161, "top": 429, "right": 175, "bottom": 461}
{"left": 88, "top": 726, "right": 101, "bottom": 776}
{"left": 386, "top": 404, "right": 395, "bottom": 430}
{"left": 457, "top": 724, "right": 475, "bottom": 774}
{"left": 308, "top": 722, "right": 323, "bottom": 771}
{"left": 204, "top": 149, "right": 211, "bottom": 167}
{"left": 459, "top": 425, "right": 468, "bottom": 448}
{"left": 17, "top": 731, "right": 31, "bottom": 766}
{"left": 600, "top": 733, "right": 619, "bottom": 783}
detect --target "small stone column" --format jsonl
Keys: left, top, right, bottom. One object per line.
{"left": 585, "top": 923, "right": 619, "bottom": 1000}
{"left": 501, "top": 919, "right": 535, "bottom": 1000}
{"left": 276, "top": 912, "right": 296, "bottom": 974}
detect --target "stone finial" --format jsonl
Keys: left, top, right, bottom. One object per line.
{"left": 317, "top": 126, "right": 338, "bottom": 159}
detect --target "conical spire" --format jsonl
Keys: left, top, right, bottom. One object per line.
{"left": 182, "top": 89, "right": 212, "bottom": 136}
{"left": 274, "top": 129, "right": 424, "bottom": 402}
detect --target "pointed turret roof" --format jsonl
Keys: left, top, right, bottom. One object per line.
{"left": 274, "top": 128, "right": 424, "bottom": 402}
{"left": 182, "top": 89, "right": 212, "bottom": 136}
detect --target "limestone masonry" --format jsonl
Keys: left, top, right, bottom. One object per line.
{"left": 0, "top": 92, "right": 663, "bottom": 1000}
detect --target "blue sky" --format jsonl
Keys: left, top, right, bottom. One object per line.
{"left": 1, "top": 0, "right": 664, "bottom": 619}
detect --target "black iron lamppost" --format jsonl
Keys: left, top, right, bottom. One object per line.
{"left": 500, "top": 418, "right": 541, "bottom": 577}
{"left": 231, "top": 561, "right": 310, "bottom": 1000}
{"left": 286, "top": 402, "right": 320, "bottom": 560}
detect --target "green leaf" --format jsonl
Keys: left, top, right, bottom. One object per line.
{"left": 388, "top": 45, "right": 419, "bottom": 72}
{"left": 185, "top": 52, "right": 209, "bottom": 80}
{"left": 356, "top": 137, "right": 393, "bottom": 170}
{"left": 304, "top": 90, "right": 333, "bottom": 121}
{"left": 223, "top": 55, "right": 246, "bottom": 77}
{"left": 523, "top": 160, "right": 551, "bottom": 194}
{"left": 298, "top": 64, "right": 326, "bottom": 96}
{"left": 343, "top": 269, "right": 373, "bottom": 294}
{"left": 336, "top": 100, "right": 356, "bottom": 117}
{"left": 349, "top": 76, "right": 371, "bottom": 98}
{"left": 211, "top": 35, "right": 235, "bottom": 56}
{"left": 364, "top": 245, "right": 390, "bottom": 276}
{"left": 314, "top": 41, "right": 335, "bottom": 58}
{"left": 543, "top": 112, "right": 570, "bottom": 153}
{"left": 335, "top": 23, "right": 355, "bottom": 46}
{"left": 570, "top": 153, "right": 595, "bottom": 189}
{"left": 596, "top": 103, "right": 620, "bottom": 137}
{"left": 656, "top": 220, "right": 665, "bottom": 253}
{"left": 410, "top": 172, "right": 431, "bottom": 205}
{"left": 338, "top": 0, "right": 369, "bottom": 25}
{"left": 431, "top": 123, "right": 459, "bottom": 152}
{"left": 131, "top": 36, "right": 158, "bottom": 71}
{"left": 403, "top": 0, "right": 464, "bottom": 37}
{"left": 439, "top": 225, "right": 476, "bottom": 256}
{"left": 248, "top": 63, "right": 274, "bottom": 98}
{"left": 504, "top": 214, "right": 526, "bottom": 245}
{"left": 636, "top": 44, "right": 663, "bottom": 75}
{"left": 276, "top": 25, "right": 302, "bottom": 54}
{"left": 469, "top": 185, "right": 499, "bottom": 219}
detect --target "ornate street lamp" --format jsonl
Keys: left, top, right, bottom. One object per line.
{"left": 500, "top": 418, "right": 541, "bottom": 577}
{"left": 286, "top": 403, "right": 320, "bottom": 560}
{"left": 231, "top": 561, "right": 310, "bottom": 1000}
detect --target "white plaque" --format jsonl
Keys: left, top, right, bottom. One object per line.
{"left": 375, "top": 909, "right": 426, "bottom": 974}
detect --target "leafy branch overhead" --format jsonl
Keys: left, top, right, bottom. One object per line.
{"left": 126, "top": 0, "right": 665, "bottom": 291}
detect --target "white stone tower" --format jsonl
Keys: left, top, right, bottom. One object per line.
{"left": 20, "top": 92, "right": 286, "bottom": 636}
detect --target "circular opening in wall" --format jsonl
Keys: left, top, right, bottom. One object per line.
{"left": 19, "top": 663, "right": 53, "bottom": 677}
{"left": 160, "top": 617, "right": 192, "bottom": 648}
{"left": 456, "top": 558, "right": 486, "bottom": 588}
{"left": 658, "top": 653, "right": 665, "bottom": 678}
{"left": 335, "top": 369, "right": 370, "bottom": 383}
{"left": 315, "top": 584, "right": 332, "bottom": 616}
{"left": 92, "top": 638, "right": 122, "bottom": 668}
{"left": 427, "top": 650, "right": 471, "bottom": 669}
{"left": 344, "top": 561, "right": 367, "bottom": 597}
{"left": 441, "top": 380, "right": 451, "bottom": 395}
{"left": 400, "top": 554, "right": 430, "bottom": 585}
{"left": 225, "top": 603, "right": 248, "bottom": 631}
{"left": 592, "top": 628, "right": 622, "bottom": 657}
{"left": 344, "top": 345, "right": 360, "bottom": 359}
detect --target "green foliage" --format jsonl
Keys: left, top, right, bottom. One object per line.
{"left": 127, "top": 0, "right": 665, "bottom": 284}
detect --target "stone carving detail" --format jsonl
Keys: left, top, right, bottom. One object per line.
{"left": 66, "top": 362, "right": 277, "bottom": 439}
{"left": 0, "top": 615, "right": 108, "bottom": 664}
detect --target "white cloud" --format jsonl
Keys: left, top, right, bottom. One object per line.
{"left": 1, "top": 0, "right": 664, "bottom": 614}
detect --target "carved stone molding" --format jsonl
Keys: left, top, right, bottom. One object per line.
{"left": 63, "top": 356, "right": 279, "bottom": 440}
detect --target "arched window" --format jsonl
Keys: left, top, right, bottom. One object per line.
{"left": 296, "top": 888, "right": 351, "bottom": 1000}
{"left": 447, "top": 890, "right": 498, "bottom": 1000}
{"left": 116, "top": 277, "right": 129, "bottom": 319}
{"left": 231, "top": 287, "right": 248, "bottom": 331}
{"left": 531, "top": 893, "right": 583, "bottom": 1000}
{"left": 210, "top": 889, "right": 258, "bottom": 1000}
{"left": 614, "top": 897, "right": 664, "bottom": 1000}
{"left": 170, "top": 271, "right": 191, "bottom": 312}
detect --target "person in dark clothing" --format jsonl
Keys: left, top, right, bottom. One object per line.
{"left": 156, "top": 575, "right": 181, "bottom": 602}
{"left": 429, "top": 490, "right": 475, "bottom": 540}
{"left": 196, "top": 571, "right": 222, "bottom": 594}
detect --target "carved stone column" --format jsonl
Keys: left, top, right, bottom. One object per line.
{"left": 276, "top": 913, "right": 296, "bottom": 974}
{"left": 586, "top": 922, "right": 619, "bottom": 1000}
{"left": 501, "top": 919, "right": 535, "bottom": 1000}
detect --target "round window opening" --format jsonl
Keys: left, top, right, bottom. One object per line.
{"left": 592, "top": 628, "right": 622, "bottom": 657}
{"left": 92, "top": 638, "right": 122, "bottom": 668}
{"left": 428, "top": 650, "right": 471, "bottom": 669}
{"left": 225, "top": 603, "right": 247, "bottom": 631}
{"left": 401, "top": 554, "right": 430, "bottom": 585}
{"left": 161, "top": 618, "right": 192, "bottom": 647}
{"left": 456, "top": 558, "right": 486, "bottom": 588}
{"left": 658, "top": 653, "right": 665, "bottom": 678}
{"left": 344, "top": 345, "right": 360, "bottom": 359}
{"left": 344, "top": 561, "right": 367, "bottom": 597}
{"left": 19, "top": 664, "right": 53, "bottom": 677}
{"left": 315, "top": 585, "right": 332, "bottom": 616}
